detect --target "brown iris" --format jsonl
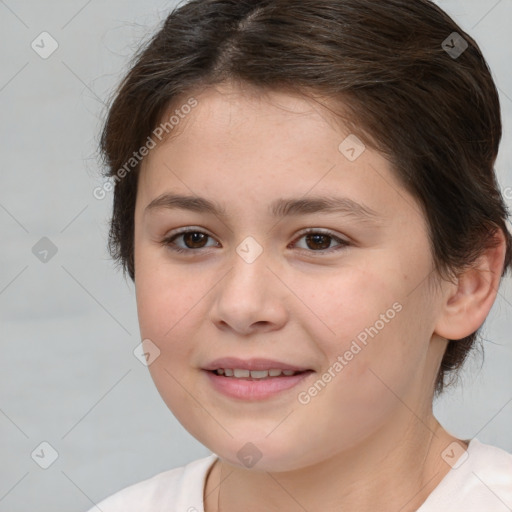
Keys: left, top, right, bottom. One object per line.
{"left": 304, "top": 233, "right": 331, "bottom": 250}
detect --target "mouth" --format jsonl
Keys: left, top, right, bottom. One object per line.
{"left": 202, "top": 359, "right": 315, "bottom": 400}
{"left": 208, "top": 368, "right": 310, "bottom": 379}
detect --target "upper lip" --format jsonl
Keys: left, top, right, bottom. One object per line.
{"left": 202, "top": 357, "right": 312, "bottom": 372}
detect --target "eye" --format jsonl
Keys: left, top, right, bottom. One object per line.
{"left": 291, "top": 229, "right": 349, "bottom": 254}
{"left": 161, "top": 228, "right": 219, "bottom": 253}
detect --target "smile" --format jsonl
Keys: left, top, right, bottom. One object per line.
{"left": 213, "top": 368, "right": 301, "bottom": 378}
{"left": 204, "top": 368, "right": 314, "bottom": 400}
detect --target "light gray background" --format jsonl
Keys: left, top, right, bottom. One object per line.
{"left": 0, "top": 1, "right": 511, "bottom": 510}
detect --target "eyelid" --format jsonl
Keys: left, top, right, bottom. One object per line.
{"left": 164, "top": 225, "right": 215, "bottom": 238}
{"left": 293, "top": 227, "right": 348, "bottom": 241}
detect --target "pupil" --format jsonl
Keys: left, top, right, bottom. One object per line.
{"left": 185, "top": 232, "right": 207, "bottom": 248}
{"left": 306, "top": 234, "right": 330, "bottom": 250}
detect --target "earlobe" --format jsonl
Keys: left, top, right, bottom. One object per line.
{"left": 434, "top": 228, "right": 507, "bottom": 341}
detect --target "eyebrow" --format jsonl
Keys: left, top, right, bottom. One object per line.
{"left": 145, "top": 193, "right": 381, "bottom": 223}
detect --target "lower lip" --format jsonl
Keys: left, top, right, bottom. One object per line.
{"left": 203, "top": 370, "right": 314, "bottom": 400}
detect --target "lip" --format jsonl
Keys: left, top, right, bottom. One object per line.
{"left": 203, "top": 368, "right": 314, "bottom": 400}
{"left": 202, "top": 357, "right": 311, "bottom": 372}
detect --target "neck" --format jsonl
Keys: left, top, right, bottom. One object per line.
{"left": 204, "top": 414, "right": 461, "bottom": 512}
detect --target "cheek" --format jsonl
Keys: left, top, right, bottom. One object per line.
{"left": 290, "top": 314, "right": 427, "bottom": 461}
{"left": 300, "top": 264, "right": 430, "bottom": 404}
{"left": 296, "top": 262, "right": 402, "bottom": 343}
{"left": 136, "top": 288, "right": 203, "bottom": 393}
{"left": 134, "top": 258, "right": 207, "bottom": 431}
{"left": 134, "top": 245, "right": 205, "bottom": 338}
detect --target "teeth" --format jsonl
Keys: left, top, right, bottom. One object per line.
{"left": 250, "top": 370, "right": 269, "bottom": 378}
{"left": 214, "top": 368, "right": 300, "bottom": 378}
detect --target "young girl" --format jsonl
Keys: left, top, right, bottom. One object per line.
{"left": 89, "top": 0, "right": 512, "bottom": 510}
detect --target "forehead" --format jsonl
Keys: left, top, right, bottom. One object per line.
{"left": 137, "top": 83, "right": 420, "bottom": 225}
{"left": 145, "top": 83, "right": 359, "bottom": 169}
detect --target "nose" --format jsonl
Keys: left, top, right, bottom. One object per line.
{"left": 209, "top": 248, "right": 289, "bottom": 336}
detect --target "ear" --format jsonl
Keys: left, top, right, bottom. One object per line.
{"left": 435, "top": 228, "right": 507, "bottom": 340}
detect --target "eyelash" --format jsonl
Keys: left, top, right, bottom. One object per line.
{"left": 160, "top": 228, "right": 350, "bottom": 256}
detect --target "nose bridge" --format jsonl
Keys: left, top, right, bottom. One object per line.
{"left": 211, "top": 238, "right": 287, "bottom": 333}
{"left": 223, "top": 239, "right": 270, "bottom": 301}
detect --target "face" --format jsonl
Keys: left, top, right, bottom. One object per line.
{"left": 133, "top": 83, "right": 446, "bottom": 472}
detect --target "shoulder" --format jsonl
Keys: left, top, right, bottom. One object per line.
{"left": 420, "top": 439, "right": 512, "bottom": 512}
{"left": 472, "top": 438, "right": 512, "bottom": 464}
{"left": 463, "top": 439, "right": 512, "bottom": 490}
{"left": 85, "top": 454, "right": 218, "bottom": 512}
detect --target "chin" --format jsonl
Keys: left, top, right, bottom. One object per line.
{"left": 204, "top": 435, "right": 317, "bottom": 473}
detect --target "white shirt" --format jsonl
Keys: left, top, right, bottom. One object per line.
{"left": 86, "top": 438, "right": 512, "bottom": 511}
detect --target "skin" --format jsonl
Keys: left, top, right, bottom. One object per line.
{"left": 133, "top": 82, "right": 506, "bottom": 511}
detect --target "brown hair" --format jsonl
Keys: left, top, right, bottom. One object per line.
{"left": 99, "top": 0, "right": 512, "bottom": 394}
